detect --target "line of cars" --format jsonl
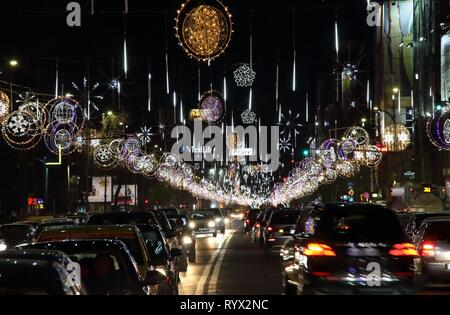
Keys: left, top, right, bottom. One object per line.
{"left": 244, "top": 203, "right": 450, "bottom": 295}
{"left": 0, "top": 209, "right": 201, "bottom": 295}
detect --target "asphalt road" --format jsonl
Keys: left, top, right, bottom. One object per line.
{"left": 179, "top": 220, "right": 283, "bottom": 295}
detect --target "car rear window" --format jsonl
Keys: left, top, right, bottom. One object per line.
{"left": 425, "top": 221, "right": 450, "bottom": 242}
{"left": 0, "top": 226, "right": 29, "bottom": 238}
{"left": 271, "top": 213, "right": 301, "bottom": 225}
{"left": 315, "top": 209, "right": 405, "bottom": 242}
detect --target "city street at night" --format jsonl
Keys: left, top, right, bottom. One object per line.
{"left": 2, "top": 0, "right": 450, "bottom": 304}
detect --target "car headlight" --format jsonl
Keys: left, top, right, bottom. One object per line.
{"left": 0, "top": 240, "right": 7, "bottom": 252}
{"left": 182, "top": 236, "right": 193, "bottom": 245}
{"left": 224, "top": 218, "right": 230, "bottom": 224}
{"left": 189, "top": 222, "right": 196, "bottom": 229}
{"left": 215, "top": 218, "right": 222, "bottom": 223}
{"left": 208, "top": 221, "right": 216, "bottom": 228}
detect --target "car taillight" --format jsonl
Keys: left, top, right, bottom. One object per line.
{"left": 256, "top": 223, "right": 261, "bottom": 228}
{"left": 303, "top": 243, "right": 336, "bottom": 256}
{"left": 245, "top": 219, "right": 250, "bottom": 224}
{"left": 420, "top": 242, "right": 435, "bottom": 257}
{"left": 389, "top": 243, "right": 419, "bottom": 256}
{"left": 267, "top": 226, "right": 273, "bottom": 232}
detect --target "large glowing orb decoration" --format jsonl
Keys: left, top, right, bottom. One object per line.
{"left": 175, "top": 0, "right": 233, "bottom": 62}
{"left": 382, "top": 124, "right": 411, "bottom": 152}
{"left": 427, "top": 108, "right": 450, "bottom": 151}
{"left": 0, "top": 90, "right": 11, "bottom": 123}
{"left": 199, "top": 90, "right": 224, "bottom": 124}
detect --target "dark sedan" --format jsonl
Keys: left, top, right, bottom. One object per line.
{"left": 282, "top": 204, "right": 417, "bottom": 295}
{"left": 18, "top": 240, "right": 166, "bottom": 295}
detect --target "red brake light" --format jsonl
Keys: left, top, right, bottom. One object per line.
{"left": 246, "top": 219, "right": 250, "bottom": 224}
{"left": 304, "top": 243, "right": 336, "bottom": 256}
{"left": 256, "top": 223, "right": 261, "bottom": 228}
{"left": 267, "top": 226, "right": 273, "bottom": 232}
{"left": 420, "top": 242, "right": 435, "bottom": 257}
{"left": 389, "top": 243, "right": 419, "bottom": 256}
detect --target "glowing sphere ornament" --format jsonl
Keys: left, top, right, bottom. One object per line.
{"left": 175, "top": 0, "right": 233, "bottom": 62}
{"left": 199, "top": 90, "right": 224, "bottom": 124}
{"left": 0, "top": 91, "right": 11, "bottom": 123}
{"left": 427, "top": 108, "right": 450, "bottom": 151}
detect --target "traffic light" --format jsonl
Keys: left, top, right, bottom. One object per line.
{"left": 302, "top": 149, "right": 310, "bottom": 158}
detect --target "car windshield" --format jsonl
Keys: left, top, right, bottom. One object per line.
{"left": 271, "top": 212, "right": 302, "bottom": 225}
{"left": 315, "top": 208, "right": 405, "bottom": 243}
{"left": 424, "top": 221, "right": 450, "bottom": 242}
{"left": 0, "top": 264, "right": 64, "bottom": 295}
{"left": 191, "top": 212, "right": 214, "bottom": 220}
{"left": 68, "top": 251, "right": 139, "bottom": 295}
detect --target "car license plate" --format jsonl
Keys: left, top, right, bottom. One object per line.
{"left": 346, "top": 248, "right": 381, "bottom": 257}
{"left": 446, "top": 264, "right": 450, "bottom": 271}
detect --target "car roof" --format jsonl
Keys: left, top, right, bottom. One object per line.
{"left": 37, "top": 225, "right": 140, "bottom": 241}
{"left": 313, "top": 203, "right": 393, "bottom": 213}
{"left": 20, "top": 239, "right": 131, "bottom": 252}
{"left": 0, "top": 249, "right": 71, "bottom": 264}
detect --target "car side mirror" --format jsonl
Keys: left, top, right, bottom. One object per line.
{"left": 171, "top": 248, "right": 184, "bottom": 257}
{"left": 146, "top": 270, "right": 167, "bottom": 286}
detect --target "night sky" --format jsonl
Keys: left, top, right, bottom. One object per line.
{"left": 1, "top": 0, "right": 371, "bottom": 131}
{"left": 0, "top": 0, "right": 372, "bottom": 215}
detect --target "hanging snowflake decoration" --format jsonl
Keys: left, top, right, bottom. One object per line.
{"left": 280, "top": 109, "right": 303, "bottom": 138}
{"left": 137, "top": 126, "right": 155, "bottom": 144}
{"left": 234, "top": 64, "right": 256, "bottom": 87}
{"left": 341, "top": 64, "right": 359, "bottom": 81}
{"left": 241, "top": 109, "right": 257, "bottom": 125}
{"left": 278, "top": 137, "right": 292, "bottom": 153}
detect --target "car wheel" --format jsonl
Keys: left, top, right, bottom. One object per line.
{"left": 213, "top": 232, "right": 217, "bottom": 237}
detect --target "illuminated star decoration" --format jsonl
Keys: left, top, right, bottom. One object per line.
{"left": 241, "top": 109, "right": 257, "bottom": 125}
{"left": 137, "top": 126, "right": 155, "bottom": 144}
{"left": 71, "top": 77, "right": 104, "bottom": 113}
{"left": 278, "top": 137, "right": 293, "bottom": 153}
{"left": 280, "top": 109, "right": 303, "bottom": 139}
{"left": 234, "top": 64, "right": 256, "bottom": 87}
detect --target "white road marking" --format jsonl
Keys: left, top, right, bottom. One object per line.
{"left": 194, "top": 232, "right": 231, "bottom": 295}
{"left": 207, "top": 231, "right": 235, "bottom": 294}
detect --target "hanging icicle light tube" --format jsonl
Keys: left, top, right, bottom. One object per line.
{"left": 175, "top": 0, "right": 233, "bottom": 62}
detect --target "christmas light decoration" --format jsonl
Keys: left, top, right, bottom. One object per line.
{"left": 382, "top": 124, "right": 411, "bottom": 152}
{"left": 137, "top": 126, "right": 155, "bottom": 144}
{"left": 0, "top": 91, "right": 11, "bottom": 123}
{"left": 234, "top": 64, "right": 256, "bottom": 87}
{"left": 175, "top": 0, "right": 233, "bottom": 62}
{"left": 241, "top": 109, "right": 257, "bottom": 125}
{"left": 199, "top": 90, "right": 224, "bottom": 124}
